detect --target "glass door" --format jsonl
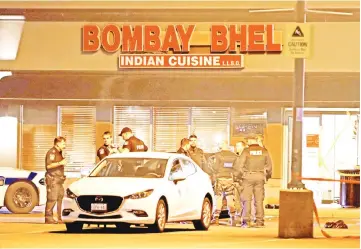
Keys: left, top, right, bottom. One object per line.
{"left": 321, "top": 114, "right": 358, "bottom": 202}
{"left": 284, "top": 110, "right": 359, "bottom": 205}
{"left": 286, "top": 116, "right": 323, "bottom": 203}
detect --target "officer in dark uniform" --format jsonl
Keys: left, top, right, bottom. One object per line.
{"left": 45, "top": 136, "right": 67, "bottom": 224}
{"left": 97, "top": 131, "right": 120, "bottom": 161}
{"left": 188, "top": 134, "right": 211, "bottom": 174}
{"left": 209, "top": 141, "right": 241, "bottom": 226}
{"left": 239, "top": 137, "right": 272, "bottom": 228}
{"left": 176, "top": 138, "right": 191, "bottom": 157}
{"left": 234, "top": 141, "right": 247, "bottom": 223}
{"left": 119, "top": 127, "right": 148, "bottom": 152}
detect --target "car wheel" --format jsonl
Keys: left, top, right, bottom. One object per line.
{"left": 193, "top": 197, "right": 212, "bottom": 231}
{"left": 5, "top": 182, "right": 38, "bottom": 214}
{"left": 116, "top": 223, "right": 131, "bottom": 231}
{"left": 149, "top": 199, "right": 167, "bottom": 233}
{"left": 66, "top": 223, "right": 83, "bottom": 233}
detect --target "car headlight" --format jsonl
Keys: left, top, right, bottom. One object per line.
{"left": 0, "top": 177, "right": 4, "bottom": 186}
{"left": 124, "top": 189, "right": 154, "bottom": 200}
{"left": 66, "top": 188, "right": 77, "bottom": 199}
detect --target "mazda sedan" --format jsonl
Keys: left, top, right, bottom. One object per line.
{"left": 62, "top": 152, "right": 214, "bottom": 233}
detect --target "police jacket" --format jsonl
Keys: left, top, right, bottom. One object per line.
{"left": 177, "top": 147, "right": 191, "bottom": 157}
{"left": 123, "top": 136, "right": 148, "bottom": 152}
{"left": 209, "top": 150, "right": 241, "bottom": 179}
{"left": 45, "top": 146, "right": 65, "bottom": 177}
{"left": 189, "top": 147, "right": 211, "bottom": 174}
{"left": 97, "top": 144, "right": 112, "bottom": 161}
{"left": 239, "top": 144, "right": 273, "bottom": 180}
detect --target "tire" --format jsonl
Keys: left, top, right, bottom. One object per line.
{"left": 66, "top": 223, "right": 83, "bottom": 233}
{"left": 193, "top": 197, "right": 212, "bottom": 231}
{"left": 5, "top": 181, "right": 38, "bottom": 214}
{"left": 149, "top": 199, "right": 167, "bottom": 233}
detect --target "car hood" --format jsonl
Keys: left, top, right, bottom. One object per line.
{"left": 69, "top": 177, "right": 165, "bottom": 197}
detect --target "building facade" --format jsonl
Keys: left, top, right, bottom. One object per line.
{"left": 0, "top": 1, "right": 359, "bottom": 204}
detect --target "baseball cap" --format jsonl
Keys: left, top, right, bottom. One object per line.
{"left": 119, "top": 127, "right": 132, "bottom": 136}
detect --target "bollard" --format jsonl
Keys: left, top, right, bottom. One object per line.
{"left": 278, "top": 189, "right": 313, "bottom": 238}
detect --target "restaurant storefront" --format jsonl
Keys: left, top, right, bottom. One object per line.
{"left": 0, "top": 1, "right": 359, "bottom": 204}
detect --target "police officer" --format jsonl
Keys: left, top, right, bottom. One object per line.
{"left": 45, "top": 136, "right": 67, "bottom": 224}
{"left": 234, "top": 141, "right": 246, "bottom": 223}
{"left": 177, "top": 138, "right": 191, "bottom": 157}
{"left": 239, "top": 137, "right": 272, "bottom": 228}
{"left": 97, "top": 131, "right": 120, "bottom": 161}
{"left": 209, "top": 140, "right": 241, "bottom": 226}
{"left": 188, "top": 134, "right": 212, "bottom": 174}
{"left": 119, "top": 127, "right": 148, "bottom": 152}
{"left": 234, "top": 141, "right": 257, "bottom": 224}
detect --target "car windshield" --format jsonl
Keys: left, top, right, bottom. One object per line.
{"left": 89, "top": 158, "right": 168, "bottom": 178}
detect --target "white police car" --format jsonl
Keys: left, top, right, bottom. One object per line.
{"left": 0, "top": 167, "right": 47, "bottom": 214}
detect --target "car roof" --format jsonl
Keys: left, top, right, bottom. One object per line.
{"left": 106, "top": 152, "right": 182, "bottom": 160}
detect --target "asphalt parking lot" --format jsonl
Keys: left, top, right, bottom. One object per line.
{"left": 0, "top": 207, "right": 359, "bottom": 248}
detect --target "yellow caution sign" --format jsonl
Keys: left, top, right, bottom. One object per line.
{"left": 284, "top": 23, "right": 312, "bottom": 59}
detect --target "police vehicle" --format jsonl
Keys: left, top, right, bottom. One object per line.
{"left": 0, "top": 167, "right": 47, "bottom": 214}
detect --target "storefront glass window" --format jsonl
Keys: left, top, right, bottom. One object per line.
{"left": 190, "top": 107, "right": 229, "bottom": 153}
{"left": 286, "top": 111, "right": 359, "bottom": 204}
{"left": 58, "top": 106, "right": 96, "bottom": 173}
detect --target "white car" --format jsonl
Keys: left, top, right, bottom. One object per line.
{"left": 0, "top": 167, "right": 47, "bottom": 213}
{"left": 62, "top": 152, "right": 215, "bottom": 233}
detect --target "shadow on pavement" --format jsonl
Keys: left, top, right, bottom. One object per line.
{"left": 50, "top": 226, "right": 195, "bottom": 234}
{"left": 0, "top": 211, "right": 43, "bottom": 215}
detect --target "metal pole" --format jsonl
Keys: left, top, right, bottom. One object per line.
{"left": 19, "top": 105, "right": 23, "bottom": 170}
{"left": 287, "top": 0, "right": 306, "bottom": 189}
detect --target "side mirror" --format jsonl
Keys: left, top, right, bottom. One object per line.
{"left": 80, "top": 167, "right": 92, "bottom": 178}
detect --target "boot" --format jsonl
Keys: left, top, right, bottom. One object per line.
{"left": 229, "top": 218, "right": 237, "bottom": 227}
{"left": 57, "top": 217, "right": 64, "bottom": 224}
{"left": 240, "top": 221, "right": 251, "bottom": 228}
{"left": 45, "top": 217, "right": 58, "bottom": 224}
{"left": 255, "top": 222, "right": 265, "bottom": 228}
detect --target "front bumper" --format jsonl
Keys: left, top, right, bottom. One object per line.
{"left": 62, "top": 195, "right": 158, "bottom": 225}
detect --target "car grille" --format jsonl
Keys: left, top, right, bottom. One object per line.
{"left": 76, "top": 195, "right": 123, "bottom": 213}
{"left": 78, "top": 214, "right": 122, "bottom": 219}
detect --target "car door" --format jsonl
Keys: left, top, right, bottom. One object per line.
{"left": 164, "top": 159, "right": 188, "bottom": 221}
{"left": 178, "top": 158, "right": 201, "bottom": 219}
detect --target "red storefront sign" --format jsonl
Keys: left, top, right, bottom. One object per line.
{"left": 82, "top": 24, "right": 282, "bottom": 69}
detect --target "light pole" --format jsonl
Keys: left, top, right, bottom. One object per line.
{"left": 249, "top": 0, "right": 353, "bottom": 239}
{"left": 287, "top": 0, "right": 306, "bottom": 189}
{"left": 249, "top": 0, "right": 352, "bottom": 189}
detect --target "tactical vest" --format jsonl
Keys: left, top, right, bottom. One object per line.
{"left": 244, "top": 144, "right": 268, "bottom": 172}
{"left": 214, "top": 150, "right": 238, "bottom": 178}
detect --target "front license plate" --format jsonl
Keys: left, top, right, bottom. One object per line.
{"left": 91, "top": 203, "right": 107, "bottom": 212}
